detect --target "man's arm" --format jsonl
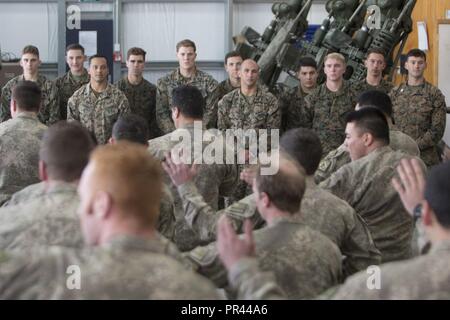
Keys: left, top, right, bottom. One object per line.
{"left": 203, "top": 79, "right": 220, "bottom": 129}
{"left": 66, "top": 95, "right": 80, "bottom": 122}
{"left": 45, "top": 81, "right": 61, "bottom": 125}
{"left": 0, "top": 84, "right": 12, "bottom": 122}
{"left": 156, "top": 80, "right": 176, "bottom": 134}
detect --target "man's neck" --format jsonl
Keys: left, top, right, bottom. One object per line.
{"left": 407, "top": 76, "right": 425, "bottom": 86}
{"left": 180, "top": 66, "right": 196, "bottom": 78}
{"left": 265, "top": 210, "right": 291, "bottom": 226}
{"left": 23, "top": 72, "right": 39, "bottom": 81}
{"left": 99, "top": 217, "right": 157, "bottom": 246}
{"left": 300, "top": 84, "right": 315, "bottom": 95}
{"left": 366, "top": 74, "right": 382, "bottom": 86}
{"left": 175, "top": 117, "right": 201, "bottom": 129}
{"left": 44, "top": 179, "right": 78, "bottom": 190}
{"left": 90, "top": 81, "right": 108, "bottom": 93}
{"left": 14, "top": 110, "right": 37, "bottom": 118}
{"left": 71, "top": 69, "right": 85, "bottom": 77}
{"left": 229, "top": 77, "right": 240, "bottom": 88}
{"left": 326, "top": 79, "right": 343, "bottom": 92}
{"left": 241, "top": 84, "right": 257, "bottom": 96}
{"left": 127, "top": 73, "right": 143, "bottom": 85}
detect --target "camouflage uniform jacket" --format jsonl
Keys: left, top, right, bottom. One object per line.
{"left": 390, "top": 81, "right": 447, "bottom": 166}
{"left": 320, "top": 146, "right": 424, "bottom": 263}
{"left": 217, "top": 78, "right": 239, "bottom": 101}
{"left": 67, "top": 83, "right": 130, "bottom": 144}
{"left": 116, "top": 76, "right": 160, "bottom": 138}
{"left": 148, "top": 122, "right": 239, "bottom": 251}
{"left": 0, "top": 235, "right": 219, "bottom": 299}
{"left": 0, "top": 74, "right": 60, "bottom": 125}
{"left": 187, "top": 216, "right": 342, "bottom": 299}
{"left": 304, "top": 81, "right": 357, "bottom": 155}
{"left": 156, "top": 68, "right": 219, "bottom": 133}
{"left": 315, "top": 129, "right": 420, "bottom": 183}
{"left": 54, "top": 69, "right": 90, "bottom": 120}
{"left": 2, "top": 181, "right": 46, "bottom": 207}
{"left": 351, "top": 78, "right": 394, "bottom": 98}
{"left": 0, "top": 182, "right": 83, "bottom": 251}
{"left": 0, "top": 113, "right": 47, "bottom": 204}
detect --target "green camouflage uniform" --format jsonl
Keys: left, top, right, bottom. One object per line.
{"left": 390, "top": 81, "right": 447, "bottom": 166}
{"left": 0, "top": 113, "right": 47, "bottom": 204}
{"left": 304, "top": 81, "right": 357, "bottom": 155}
{"left": 0, "top": 74, "right": 60, "bottom": 125}
{"left": 351, "top": 78, "right": 394, "bottom": 98}
{"left": 217, "top": 78, "right": 239, "bottom": 101}
{"left": 67, "top": 83, "right": 130, "bottom": 144}
{"left": 315, "top": 129, "right": 420, "bottom": 183}
{"left": 156, "top": 68, "right": 220, "bottom": 133}
{"left": 187, "top": 216, "right": 342, "bottom": 299}
{"left": 320, "top": 146, "right": 425, "bottom": 263}
{"left": 54, "top": 69, "right": 90, "bottom": 120}
{"left": 116, "top": 76, "right": 160, "bottom": 138}
{"left": 0, "top": 235, "right": 219, "bottom": 299}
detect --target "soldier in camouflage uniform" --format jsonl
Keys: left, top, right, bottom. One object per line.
{"left": 156, "top": 39, "right": 220, "bottom": 133}
{"left": 315, "top": 90, "right": 419, "bottom": 183}
{"left": 0, "top": 45, "right": 59, "bottom": 125}
{"left": 0, "top": 122, "right": 95, "bottom": 251}
{"left": 53, "top": 44, "right": 90, "bottom": 120}
{"left": 216, "top": 51, "right": 243, "bottom": 100}
{"left": 149, "top": 85, "right": 239, "bottom": 251}
{"left": 0, "top": 81, "right": 47, "bottom": 205}
{"left": 186, "top": 157, "right": 342, "bottom": 299}
{"left": 165, "top": 128, "right": 380, "bottom": 277}
{"left": 351, "top": 48, "right": 394, "bottom": 98}
{"left": 221, "top": 160, "right": 450, "bottom": 300}
{"left": 116, "top": 47, "right": 160, "bottom": 139}
{"left": 390, "top": 49, "right": 447, "bottom": 167}
{"left": 0, "top": 143, "right": 219, "bottom": 299}
{"left": 67, "top": 55, "right": 130, "bottom": 144}
{"left": 304, "top": 53, "right": 358, "bottom": 155}
{"left": 321, "top": 108, "right": 426, "bottom": 263}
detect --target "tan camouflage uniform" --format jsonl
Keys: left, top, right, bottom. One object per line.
{"left": 54, "top": 70, "right": 90, "bottom": 120}
{"left": 156, "top": 68, "right": 220, "bottom": 133}
{"left": 0, "top": 74, "right": 60, "bottom": 125}
{"left": 304, "top": 81, "right": 357, "bottom": 155}
{"left": 67, "top": 83, "right": 130, "bottom": 144}
{"left": 0, "top": 113, "right": 47, "bottom": 204}
{"left": 315, "top": 129, "right": 420, "bottom": 183}
{"left": 187, "top": 216, "right": 342, "bottom": 299}
{"left": 320, "top": 146, "right": 425, "bottom": 263}
{"left": 116, "top": 77, "right": 160, "bottom": 138}
{"left": 390, "top": 82, "right": 447, "bottom": 167}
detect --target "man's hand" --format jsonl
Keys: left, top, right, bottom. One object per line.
{"left": 162, "top": 151, "right": 198, "bottom": 186}
{"left": 217, "top": 216, "right": 255, "bottom": 270}
{"left": 240, "top": 166, "right": 257, "bottom": 187}
{"left": 392, "top": 158, "right": 426, "bottom": 215}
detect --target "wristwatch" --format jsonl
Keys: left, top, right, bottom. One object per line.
{"left": 413, "top": 203, "right": 422, "bottom": 222}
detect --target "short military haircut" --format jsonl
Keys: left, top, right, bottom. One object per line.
{"left": 255, "top": 157, "right": 306, "bottom": 214}
{"left": 171, "top": 85, "right": 204, "bottom": 119}
{"left": 89, "top": 54, "right": 108, "bottom": 65}
{"left": 22, "top": 45, "right": 39, "bottom": 57}
{"left": 366, "top": 48, "right": 386, "bottom": 58}
{"left": 112, "top": 114, "right": 149, "bottom": 146}
{"left": 127, "top": 47, "right": 146, "bottom": 60}
{"left": 89, "top": 142, "right": 163, "bottom": 227}
{"left": 40, "top": 121, "right": 95, "bottom": 182}
{"left": 424, "top": 161, "right": 450, "bottom": 228}
{"left": 224, "top": 51, "right": 243, "bottom": 65}
{"left": 357, "top": 90, "right": 393, "bottom": 118}
{"left": 66, "top": 43, "right": 85, "bottom": 54}
{"left": 176, "top": 39, "right": 196, "bottom": 52}
{"left": 346, "top": 107, "right": 390, "bottom": 145}
{"left": 406, "top": 48, "right": 426, "bottom": 61}
{"left": 325, "top": 52, "right": 346, "bottom": 65}
{"left": 11, "top": 81, "right": 41, "bottom": 112}
{"left": 298, "top": 56, "right": 317, "bottom": 70}
{"left": 280, "top": 128, "right": 323, "bottom": 175}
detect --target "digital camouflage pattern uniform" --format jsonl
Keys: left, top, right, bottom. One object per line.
{"left": 54, "top": 70, "right": 90, "bottom": 120}
{"left": 0, "top": 74, "right": 60, "bottom": 125}
{"left": 390, "top": 82, "right": 447, "bottom": 167}
{"left": 116, "top": 77, "right": 160, "bottom": 139}
{"left": 67, "top": 83, "right": 130, "bottom": 144}
{"left": 272, "top": 84, "right": 310, "bottom": 133}
{"left": 187, "top": 216, "right": 342, "bottom": 299}
{"left": 216, "top": 78, "right": 239, "bottom": 101}
{"left": 156, "top": 68, "right": 220, "bottom": 133}
{"left": 315, "top": 129, "right": 420, "bottom": 183}
{"left": 351, "top": 78, "right": 394, "bottom": 98}
{"left": 320, "top": 146, "right": 425, "bottom": 263}
{"left": 0, "top": 113, "right": 47, "bottom": 204}
{"left": 304, "top": 81, "right": 357, "bottom": 155}
{"left": 0, "top": 235, "right": 219, "bottom": 299}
